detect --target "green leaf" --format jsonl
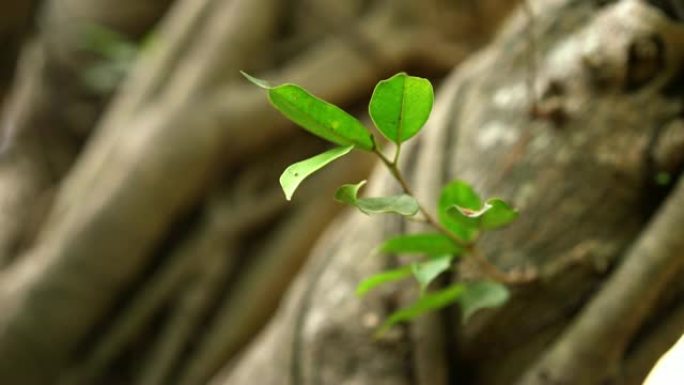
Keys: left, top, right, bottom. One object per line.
{"left": 481, "top": 199, "right": 519, "bottom": 230}
{"left": 369, "top": 73, "right": 434, "bottom": 143}
{"left": 335, "top": 183, "right": 419, "bottom": 216}
{"left": 378, "top": 233, "right": 463, "bottom": 256}
{"left": 458, "top": 281, "right": 510, "bottom": 323}
{"left": 446, "top": 198, "right": 518, "bottom": 232}
{"left": 411, "top": 255, "right": 453, "bottom": 292}
{"left": 356, "top": 266, "right": 412, "bottom": 297}
{"left": 378, "top": 284, "right": 464, "bottom": 334}
{"left": 377, "top": 281, "right": 510, "bottom": 333}
{"left": 241, "top": 73, "right": 374, "bottom": 150}
{"left": 280, "top": 145, "right": 354, "bottom": 200}
{"left": 335, "top": 180, "right": 367, "bottom": 205}
{"left": 355, "top": 195, "right": 419, "bottom": 216}
{"left": 438, "top": 181, "right": 482, "bottom": 242}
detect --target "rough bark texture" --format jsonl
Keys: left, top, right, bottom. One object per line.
{"left": 0, "top": 0, "right": 513, "bottom": 384}
{"left": 221, "top": 1, "right": 684, "bottom": 384}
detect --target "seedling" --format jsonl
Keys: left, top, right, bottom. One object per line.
{"left": 243, "top": 71, "right": 520, "bottom": 333}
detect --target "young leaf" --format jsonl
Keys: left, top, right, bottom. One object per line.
{"left": 458, "top": 281, "right": 510, "bottom": 323}
{"left": 481, "top": 199, "right": 519, "bottom": 230}
{"left": 241, "top": 72, "right": 374, "bottom": 150}
{"left": 335, "top": 180, "right": 367, "bottom": 205}
{"left": 280, "top": 145, "right": 354, "bottom": 200}
{"left": 438, "top": 180, "right": 482, "bottom": 242}
{"left": 378, "top": 233, "right": 463, "bottom": 256}
{"left": 356, "top": 266, "right": 412, "bottom": 297}
{"left": 377, "top": 281, "right": 510, "bottom": 333}
{"left": 355, "top": 195, "right": 419, "bottom": 216}
{"left": 411, "top": 255, "right": 453, "bottom": 292}
{"left": 335, "top": 183, "right": 419, "bottom": 216}
{"left": 378, "top": 284, "right": 464, "bottom": 335}
{"left": 369, "top": 73, "right": 434, "bottom": 143}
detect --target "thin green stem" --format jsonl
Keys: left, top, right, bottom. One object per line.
{"left": 373, "top": 147, "right": 465, "bottom": 247}
{"left": 393, "top": 142, "right": 402, "bottom": 165}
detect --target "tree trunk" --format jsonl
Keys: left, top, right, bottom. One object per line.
{"left": 0, "top": 0, "right": 681, "bottom": 385}
{"left": 0, "top": 0, "right": 515, "bottom": 384}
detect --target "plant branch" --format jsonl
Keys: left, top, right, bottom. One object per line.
{"left": 393, "top": 143, "right": 402, "bottom": 165}
{"left": 373, "top": 147, "right": 534, "bottom": 285}
{"left": 373, "top": 147, "right": 457, "bottom": 243}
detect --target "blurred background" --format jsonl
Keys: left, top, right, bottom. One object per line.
{"left": 0, "top": 0, "right": 682, "bottom": 384}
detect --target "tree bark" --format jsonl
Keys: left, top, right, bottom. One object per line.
{"left": 2, "top": 0, "right": 680, "bottom": 384}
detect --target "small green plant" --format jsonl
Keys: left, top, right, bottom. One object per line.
{"left": 243, "top": 71, "right": 522, "bottom": 334}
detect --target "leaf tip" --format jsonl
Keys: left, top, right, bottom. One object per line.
{"left": 240, "top": 71, "right": 272, "bottom": 89}
{"left": 279, "top": 174, "right": 295, "bottom": 201}
{"left": 282, "top": 189, "right": 294, "bottom": 201}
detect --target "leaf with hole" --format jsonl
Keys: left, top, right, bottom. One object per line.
{"left": 356, "top": 266, "right": 412, "bottom": 297}
{"left": 335, "top": 182, "right": 419, "bottom": 216}
{"left": 411, "top": 255, "right": 453, "bottom": 293}
{"left": 446, "top": 198, "right": 518, "bottom": 232}
{"left": 438, "top": 180, "right": 482, "bottom": 242}
{"left": 378, "top": 233, "right": 463, "bottom": 256}
{"left": 369, "top": 73, "right": 434, "bottom": 143}
{"left": 480, "top": 199, "right": 518, "bottom": 230}
{"left": 242, "top": 72, "right": 374, "bottom": 150}
{"left": 280, "top": 145, "right": 354, "bottom": 200}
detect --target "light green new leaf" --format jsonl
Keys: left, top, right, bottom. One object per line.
{"left": 411, "top": 255, "right": 453, "bottom": 292}
{"left": 355, "top": 195, "right": 419, "bottom": 216}
{"left": 242, "top": 72, "right": 374, "bottom": 150}
{"left": 335, "top": 182, "right": 419, "bottom": 216}
{"left": 378, "top": 233, "right": 463, "bottom": 256}
{"left": 378, "top": 284, "right": 464, "bottom": 335}
{"left": 438, "top": 180, "right": 482, "bottom": 242}
{"left": 481, "top": 199, "right": 519, "bottom": 230}
{"left": 335, "top": 180, "right": 367, "bottom": 205}
{"left": 458, "top": 281, "right": 510, "bottom": 323}
{"left": 280, "top": 145, "right": 354, "bottom": 200}
{"left": 356, "top": 266, "right": 412, "bottom": 297}
{"left": 369, "top": 73, "right": 434, "bottom": 143}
